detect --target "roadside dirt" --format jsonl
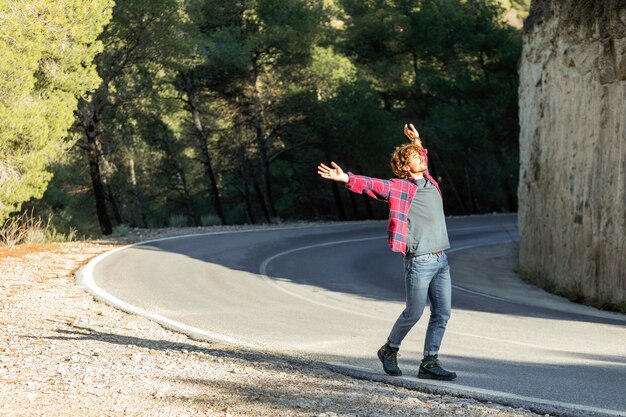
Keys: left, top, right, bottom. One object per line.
{"left": 0, "top": 228, "right": 544, "bottom": 417}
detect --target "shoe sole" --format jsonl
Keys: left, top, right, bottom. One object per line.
{"left": 377, "top": 350, "right": 402, "bottom": 376}
{"left": 418, "top": 372, "right": 456, "bottom": 381}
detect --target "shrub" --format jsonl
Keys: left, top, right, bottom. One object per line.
{"left": 200, "top": 214, "right": 221, "bottom": 227}
{"left": 113, "top": 224, "right": 131, "bottom": 236}
{"left": 168, "top": 214, "right": 189, "bottom": 228}
{"left": 0, "top": 211, "right": 76, "bottom": 247}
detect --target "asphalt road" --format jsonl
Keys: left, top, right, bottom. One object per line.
{"left": 80, "top": 214, "right": 626, "bottom": 417}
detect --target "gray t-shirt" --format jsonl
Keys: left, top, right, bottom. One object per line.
{"left": 405, "top": 178, "right": 450, "bottom": 256}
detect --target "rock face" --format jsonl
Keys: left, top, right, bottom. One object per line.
{"left": 518, "top": 0, "right": 626, "bottom": 309}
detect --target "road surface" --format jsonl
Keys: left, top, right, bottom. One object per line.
{"left": 79, "top": 214, "right": 626, "bottom": 417}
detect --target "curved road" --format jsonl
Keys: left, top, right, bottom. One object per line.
{"left": 79, "top": 214, "right": 626, "bottom": 417}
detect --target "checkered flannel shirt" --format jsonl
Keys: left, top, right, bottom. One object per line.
{"left": 345, "top": 171, "right": 441, "bottom": 256}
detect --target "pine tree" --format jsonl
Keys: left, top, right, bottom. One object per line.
{"left": 73, "top": 0, "right": 194, "bottom": 234}
{"left": 0, "top": 0, "right": 112, "bottom": 223}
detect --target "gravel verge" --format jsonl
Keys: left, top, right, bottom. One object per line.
{"left": 0, "top": 224, "right": 545, "bottom": 417}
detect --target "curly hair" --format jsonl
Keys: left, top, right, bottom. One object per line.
{"left": 390, "top": 143, "right": 427, "bottom": 178}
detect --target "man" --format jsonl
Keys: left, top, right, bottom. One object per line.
{"left": 317, "top": 123, "right": 456, "bottom": 381}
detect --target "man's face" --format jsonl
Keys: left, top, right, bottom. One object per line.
{"left": 405, "top": 152, "right": 428, "bottom": 174}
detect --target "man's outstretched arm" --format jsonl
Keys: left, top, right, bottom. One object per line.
{"left": 317, "top": 161, "right": 391, "bottom": 202}
{"left": 317, "top": 162, "right": 349, "bottom": 183}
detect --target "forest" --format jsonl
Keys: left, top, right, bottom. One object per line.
{"left": 0, "top": 0, "right": 528, "bottom": 236}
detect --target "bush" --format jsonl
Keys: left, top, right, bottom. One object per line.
{"left": 168, "top": 214, "right": 189, "bottom": 228}
{"left": 200, "top": 214, "right": 221, "bottom": 226}
{"left": 113, "top": 224, "right": 131, "bottom": 236}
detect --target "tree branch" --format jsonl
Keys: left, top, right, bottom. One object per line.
{"left": 268, "top": 141, "right": 309, "bottom": 163}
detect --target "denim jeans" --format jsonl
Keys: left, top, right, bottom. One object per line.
{"left": 387, "top": 252, "right": 452, "bottom": 357}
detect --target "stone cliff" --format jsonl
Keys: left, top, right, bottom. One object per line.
{"left": 518, "top": 0, "right": 626, "bottom": 310}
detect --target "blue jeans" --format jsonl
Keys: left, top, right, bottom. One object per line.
{"left": 387, "top": 252, "right": 452, "bottom": 357}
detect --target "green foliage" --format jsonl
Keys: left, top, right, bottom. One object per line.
{"left": 113, "top": 224, "right": 131, "bottom": 236}
{"left": 168, "top": 213, "right": 190, "bottom": 228}
{"left": 26, "top": 145, "right": 101, "bottom": 236}
{"left": 0, "top": 0, "right": 112, "bottom": 223}
{"left": 200, "top": 214, "right": 221, "bottom": 226}
{"left": 25, "top": 0, "right": 524, "bottom": 233}
{"left": 509, "top": 0, "right": 530, "bottom": 17}
{"left": 340, "top": 0, "right": 522, "bottom": 213}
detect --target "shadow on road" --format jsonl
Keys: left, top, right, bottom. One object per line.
{"left": 119, "top": 220, "right": 625, "bottom": 328}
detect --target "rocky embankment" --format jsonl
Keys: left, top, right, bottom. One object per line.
{"left": 518, "top": 0, "right": 626, "bottom": 309}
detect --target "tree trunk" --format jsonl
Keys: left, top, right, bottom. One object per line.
{"left": 177, "top": 159, "right": 197, "bottom": 226}
{"left": 251, "top": 56, "right": 277, "bottom": 219}
{"left": 162, "top": 135, "right": 196, "bottom": 226}
{"left": 105, "top": 181, "right": 123, "bottom": 225}
{"left": 239, "top": 149, "right": 256, "bottom": 224}
{"left": 85, "top": 136, "right": 112, "bottom": 234}
{"left": 252, "top": 172, "right": 271, "bottom": 223}
{"left": 182, "top": 73, "right": 226, "bottom": 225}
{"left": 81, "top": 95, "right": 112, "bottom": 235}
{"left": 239, "top": 168, "right": 256, "bottom": 224}
{"left": 411, "top": 50, "right": 420, "bottom": 92}
{"left": 128, "top": 157, "right": 147, "bottom": 228}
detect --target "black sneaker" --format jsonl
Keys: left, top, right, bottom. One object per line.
{"left": 377, "top": 343, "right": 402, "bottom": 376}
{"left": 418, "top": 356, "right": 456, "bottom": 381}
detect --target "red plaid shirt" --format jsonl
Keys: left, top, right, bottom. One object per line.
{"left": 345, "top": 172, "right": 441, "bottom": 256}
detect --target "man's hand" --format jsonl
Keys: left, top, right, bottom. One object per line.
{"left": 404, "top": 123, "right": 422, "bottom": 146}
{"left": 317, "top": 162, "right": 349, "bottom": 183}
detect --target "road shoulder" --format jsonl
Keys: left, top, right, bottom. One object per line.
{"left": 448, "top": 242, "right": 626, "bottom": 322}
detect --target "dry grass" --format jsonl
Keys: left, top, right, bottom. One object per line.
{"left": 0, "top": 211, "right": 76, "bottom": 248}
